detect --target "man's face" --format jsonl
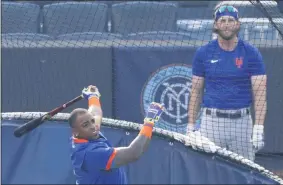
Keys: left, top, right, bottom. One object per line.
{"left": 215, "top": 16, "right": 240, "bottom": 40}
{"left": 73, "top": 112, "right": 101, "bottom": 139}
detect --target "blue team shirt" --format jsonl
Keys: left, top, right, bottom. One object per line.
{"left": 70, "top": 132, "right": 127, "bottom": 184}
{"left": 192, "top": 39, "right": 266, "bottom": 109}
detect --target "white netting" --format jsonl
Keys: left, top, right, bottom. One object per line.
{"left": 1, "top": 112, "right": 283, "bottom": 184}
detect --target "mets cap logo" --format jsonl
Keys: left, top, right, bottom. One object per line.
{"left": 141, "top": 64, "right": 193, "bottom": 134}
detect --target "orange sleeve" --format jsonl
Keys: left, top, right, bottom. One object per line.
{"left": 139, "top": 124, "right": 153, "bottom": 138}
{"left": 89, "top": 96, "right": 101, "bottom": 107}
{"left": 105, "top": 148, "right": 117, "bottom": 170}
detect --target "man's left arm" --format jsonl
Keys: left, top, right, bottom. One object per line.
{"left": 251, "top": 75, "right": 267, "bottom": 126}
{"left": 249, "top": 47, "right": 267, "bottom": 151}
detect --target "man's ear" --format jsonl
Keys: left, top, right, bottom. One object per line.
{"left": 213, "top": 22, "right": 218, "bottom": 33}
{"left": 238, "top": 21, "right": 241, "bottom": 27}
{"left": 236, "top": 21, "right": 241, "bottom": 29}
{"left": 213, "top": 21, "right": 218, "bottom": 28}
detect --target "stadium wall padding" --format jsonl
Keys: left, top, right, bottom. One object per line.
{"left": 112, "top": 45, "right": 196, "bottom": 125}
{"left": 2, "top": 44, "right": 113, "bottom": 118}
{"left": 1, "top": 120, "right": 280, "bottom": 184}
{"left": 258, "top": 47, "right": 283, "bottom": 153}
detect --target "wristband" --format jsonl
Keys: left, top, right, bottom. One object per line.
{"left": 139, "top": 123, "right": 153, "bottom": 138}
{"left": 89, "top": 96, "right": 101, "bottom": 107}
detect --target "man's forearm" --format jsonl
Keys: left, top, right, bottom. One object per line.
{"left": 252, "top": 75, "right": 267, "bottom": 125}
{"left": 112, "top": 124, "right": 153, "bottom": 167}
{"left": 189, "top": 90, "right": 202, "bottom": 125}
{"left": 188, "top": 76, "right": 204, "bottom": 126}
{"left": 254, "top": 102, "right": 266, "bottom": 125}
{"left": 128, "top": 132, "right": 151, "bottom": 158}
{"left": 88, "top": 96, "right": 103, "bottom": 122}
{"left": 254, "top": 94, "right": 266, "bottom": 125}
{"left": 88, "top": 105, "right": 102, "bottom": 117}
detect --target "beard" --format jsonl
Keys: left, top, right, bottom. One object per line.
{"left": 214, "top": 27, "right": 241, "bottom": 41}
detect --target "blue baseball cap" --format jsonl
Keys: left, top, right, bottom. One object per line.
{"left": 214, "top": 5, "right": 239, "bottom": 21}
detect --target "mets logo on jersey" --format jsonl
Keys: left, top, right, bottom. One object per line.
{"left": 235, "top": 57, "right": 243, "bottom": 68}
{"left": 141, "top": 64, "right": 192, "bottom": 134}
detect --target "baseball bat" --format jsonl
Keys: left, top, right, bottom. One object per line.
{"left": 14, "top": 95, "right": 84, "bottom": 137}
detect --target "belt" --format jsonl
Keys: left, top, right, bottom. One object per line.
{"left": 205, "top": 108, "right": 250, "bottom": 119}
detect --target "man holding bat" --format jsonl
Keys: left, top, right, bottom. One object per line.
{"left": 69, "top": 85, "right": 165, "bottom": 184}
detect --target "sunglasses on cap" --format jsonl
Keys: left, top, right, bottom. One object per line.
{"left": 214, "top": 5, "right": 239, "bottom": 20}
{"left": 217, "top": 5, "right": 238, "bottom": 13}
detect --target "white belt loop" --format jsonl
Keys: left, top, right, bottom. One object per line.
{"left": 241, "top": 107, "right": 250, "bottom": 115}
{"left": 211, "top": 108, "right": 216, "bottom": 116}
{"left": 241, "top": 108, "right": 245, "bottom": 115}
{"left": 203, "top": 107, "right": 208, "bottom": 116}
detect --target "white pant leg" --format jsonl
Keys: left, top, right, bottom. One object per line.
{"left": 229, "top": 114, "right": 255, "bottom": 161}
{"left": 200, "top": 111, "right": 231, "bottom": 149}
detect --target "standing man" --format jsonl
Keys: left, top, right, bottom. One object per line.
{"left": 69, "top": 85, "right": 165, "bottom": 184}
{"left": 187, "top": 3, "right": 266, "bottom": 161}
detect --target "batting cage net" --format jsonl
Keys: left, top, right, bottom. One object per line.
{"left": 1, "top": 112, "right": 283, "bottom": 184}
{"left": 1, "top": 0, "right": 283, "bottom": 183}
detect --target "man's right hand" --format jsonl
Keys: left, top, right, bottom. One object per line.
{"left": 82, "top": 85, "right": 101, "bottom": 100}
{"left": 144, "top": 102, "right": 165, "bottom": 124}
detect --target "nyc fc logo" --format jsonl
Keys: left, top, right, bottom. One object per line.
{"left": 141, "top": 64, "right": 192, "bottom": 134}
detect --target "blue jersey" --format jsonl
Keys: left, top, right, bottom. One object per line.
{"left": 70, "top": 132, "right": 127, "bottom": 184}
{"left": 192, "top": 39, "right": 266, "bottom": 109}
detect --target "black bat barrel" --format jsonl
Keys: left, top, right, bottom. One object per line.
{"left": 14, "top": 116, "right": 46, "bottom": 137}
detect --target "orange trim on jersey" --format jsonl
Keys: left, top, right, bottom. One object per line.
{"left": 106, "top": 148, "right": 117, "bottom": 170}
{"left": 139, "top": 125, "right": 153, "bottom": 138}
{"left": 73, "top": 137, "right": 88, "bottom": 143}
{"left": 89, "top": 96, "right": 101, "bottom": 107}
